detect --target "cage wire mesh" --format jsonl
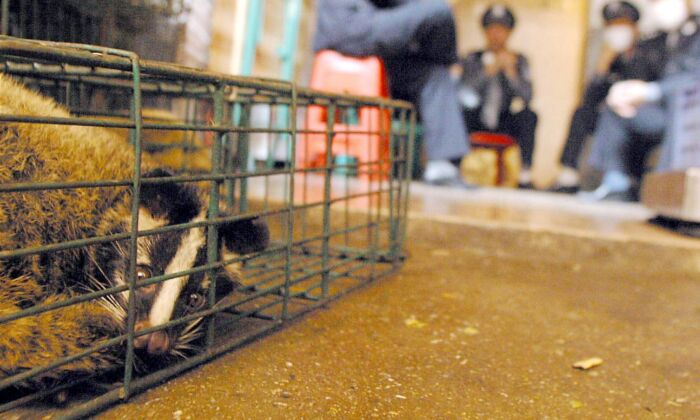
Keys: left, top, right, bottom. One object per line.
{"left": 0, "top": 37, "right": 414, "bottom": 417}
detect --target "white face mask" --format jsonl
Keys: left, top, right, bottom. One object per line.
{"left": 651, "top": 0, "right": 690, "bottom": 31}
{"left": 604, "top": 25, "right": 635, "bottom": 52}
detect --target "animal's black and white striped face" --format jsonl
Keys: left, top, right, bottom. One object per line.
{"left": 88, "top": 169, "right": 269, "bottom": 358}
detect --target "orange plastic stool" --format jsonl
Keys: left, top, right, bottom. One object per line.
{"left": 469, "top": 131, "right": 518, "bottom": 185}
{"left": 300, "top": 50, "right": 392, "bottom": 179}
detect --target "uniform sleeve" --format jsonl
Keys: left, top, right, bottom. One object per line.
{"left": 506, "top": 54, "right": 533, "bottom": 104}
{"left": 459, "top": 52, "right": 490, "bottom": 93}
{"left": 581, "top": 54, "right": 623, "bottom": 107}
{"left": 581, "top": 76, "right": 612, "bottom": 108}
{"left": 636, "top": 33, "right": 669, "bottom": 82}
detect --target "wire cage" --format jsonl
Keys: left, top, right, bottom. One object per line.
{"left": 0, "top": 37, "right": 414, "bottom": 417}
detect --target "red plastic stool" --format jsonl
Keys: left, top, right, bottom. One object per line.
{"left": 300, "top": 50, "right": 391, "bottom": 179}
{"left": 469, "top": 131, "right": 518, "bottom": 185}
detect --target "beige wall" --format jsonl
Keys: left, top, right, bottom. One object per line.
{"left": 208, "top": 0, "right": 316, "bottom": 79}
{"left": 453, "top": 0, "right": 588, "bottom": 187}
{"left": 208, "top": 0, "right": 238, "bottom": 74}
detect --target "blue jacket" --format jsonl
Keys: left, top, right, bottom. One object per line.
{"left": 657, "top": 16, "right": 700, "bottom": 97}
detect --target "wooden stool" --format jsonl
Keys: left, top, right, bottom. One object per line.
{"left": 462, "top": 131, "right": 521, "bottom": 187}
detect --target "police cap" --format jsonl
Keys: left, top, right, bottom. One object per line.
{"left": 602, "top": 1, "right": 640, "bottom": 23}
{"left": 481, "top": 4, "right": 516, "bottom": 29}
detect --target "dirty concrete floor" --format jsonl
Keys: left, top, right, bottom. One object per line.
{"left": 98, "top": 190, "right": 700, "bottom": 419}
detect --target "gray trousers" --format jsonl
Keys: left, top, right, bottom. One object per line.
{"left": 588, "top": 104, "right": 667, "bottom": 174}
{"left": 370, "top": 1, "right": 468, "bottom": 161}
{"left": 374, "top": 2, "right": 468, "bottom": 161}
{"left": 368, "top": 1, "right": 458, "bottom": 65}
{"left": 418, "top": 66, "right": 469, "bottom": 161}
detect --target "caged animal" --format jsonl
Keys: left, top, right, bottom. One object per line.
{"left": 0, "top": 74, "right": 269, "bottom": 389}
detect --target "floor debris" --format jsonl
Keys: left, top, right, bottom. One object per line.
{"left": 573, "top": 357, "right": 603, "bottom": 370}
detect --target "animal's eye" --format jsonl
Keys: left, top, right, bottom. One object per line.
{"left": 188, "top": 293, "right": 206, "bottom": 309}
{"left": 135, "top": 265, "right": 153, "bottom": 281}
{"left": 135, "top": 265, "right": 158, "bottom": 296}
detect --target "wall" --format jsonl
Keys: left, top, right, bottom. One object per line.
{"left": 175, "top": 0, "right": 214, "bottom": 68}
{"left": 254, "top": 0, "right": 316, "bottom": 80}
{"left": 453, "top": 0, "right": 588, "bottom": 187}
{"left": 208, "top": 0, "right": 316, "bottom": 79}
{"left": 208, "top": 0, "right": 239, "bottom": 73}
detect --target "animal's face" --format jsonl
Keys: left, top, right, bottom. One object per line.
{"left": 88, "top": 169, "right": 269, "bottom": 358}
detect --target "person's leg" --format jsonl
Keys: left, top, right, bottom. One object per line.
{"left": 416, "top": 65, "right": 470, "bottom": 184}
{"left": 588, "top": 108, "right": 632, "bottom": 174}
{"left": 499, "top": 108, "right": 537, "bottom": 187}
{"left": 369, "top": 1, "right": 457, "bottom": 64}
{"left": 561, "top": 106, "right": 597, "bottom": 168}
{"left": 624, "top": 134, "right": 663, "bottom": 179}
{"left": 589, "top": 104, "right": 666, "bottom": 172}
{"left": 552, "top": 106, "right": 599, "bottom": 191}
{"left": 582, "top": 108, "right": 635, "bottom": 200}
{"left": 463, "top": 107, "right": 485, "bottom": 136}
{"left": 584, "top": 104, "right": 666, "bottom": 200}
{"left": 419, "top": 66, "right": 470, "bottom": 161}
{"left": 504, "top": 108, "right": 537, "bottom": 168}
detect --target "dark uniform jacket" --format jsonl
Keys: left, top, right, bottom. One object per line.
{"left": 458, "top": 50, "right": 533, "bottom": 114}
{"left": 583, "top": 34, "right": 667, "bottom": 110}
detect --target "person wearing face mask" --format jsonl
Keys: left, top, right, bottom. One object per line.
{"left": 458, "top": 4, "right": 538, "bottom": 188}
{"left": 583, "top": 0, "right": 700, "bottom": 201}
{"left": 552, "top": 1, "right": 666, "bottom": 193}
{"left": 313, "top": 0, "right": 472, "bottom": 187}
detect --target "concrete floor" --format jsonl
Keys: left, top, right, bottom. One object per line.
{"left": 96, "top": 185, "right": 700, "bottom": 419}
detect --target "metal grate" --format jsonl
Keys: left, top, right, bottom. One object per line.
{"left": 1, "top": 0, "right": 103, "bottom": 43}
{"left": 0, "top": 37, "right": 414, "bottom": 417}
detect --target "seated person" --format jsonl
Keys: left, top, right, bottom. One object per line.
{"left": 553, "top": 1, "right": 666, "bottom": 193}
{"left": 583, "top": 0, "right": 700, "bottom": 201}
{"left": 313, "top": 0, "right": 471, "bottom": 187}
{"left": 458, "top": 4, "right": 537, "bottom": 187}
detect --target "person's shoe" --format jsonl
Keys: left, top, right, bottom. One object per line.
{"left": 577, "top": 171, "right": 636, "bottom": 202}
{"left": 549, "top": 166, "right": 580, "bottom": 193}
{"left": 423, "top": 160, "right": 459, "bottom": 184}
{"left": 423, "top": 160, "right": 476, "bottom": 189}
{"left": 577, "top": 170, "right": 635, "bottom": 202}
{"left": 577, "top": 185, "right": 636, "bottom": 202}
{"left": 518, "top": 167, "right": 534, "bottom": 189}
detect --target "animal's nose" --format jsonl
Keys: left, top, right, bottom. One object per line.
{"left": 133, "top": 321, "right": 152, "bottom": 349}
{"left": 146, "top": 330, "right": 171, "bottom": 355}
{"left": 133, "top": 321, "right": 171, "bottom": 355}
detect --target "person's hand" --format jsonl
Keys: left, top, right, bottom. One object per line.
{"left": 482, "top": 52, "right": 499, "bottom": 76}
{"left": 606, "top": 80, "right": 655, "bottom": 118}
{"left": 496, "top": 51, "right": 518, "bottom": 79}
{"left": 596, "top": 45, "right": 617, "bottom": 75}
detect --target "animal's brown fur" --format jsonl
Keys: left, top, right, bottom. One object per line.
{"left": 102, "top": 108, "right": 212, "bottom": 173}
{"left": 0, "top": 74, "right": 147, "bottom": 387}
{"left": 0, "top": 74, "right": 269, "bottom": 390}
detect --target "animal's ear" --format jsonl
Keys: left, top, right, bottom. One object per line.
{"left": 140, "top": 168, "right": 201, "bottom": 224}
{"left": 219, "top": 215, "right": 270, "bottom": 255}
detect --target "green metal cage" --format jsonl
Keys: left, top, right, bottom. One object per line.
{"left": 0, "top": 37, "right": 414, "bottom": 417}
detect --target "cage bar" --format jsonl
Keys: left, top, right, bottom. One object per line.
{"left": 0, "top": 36, "right": 414, "bottom": 417}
